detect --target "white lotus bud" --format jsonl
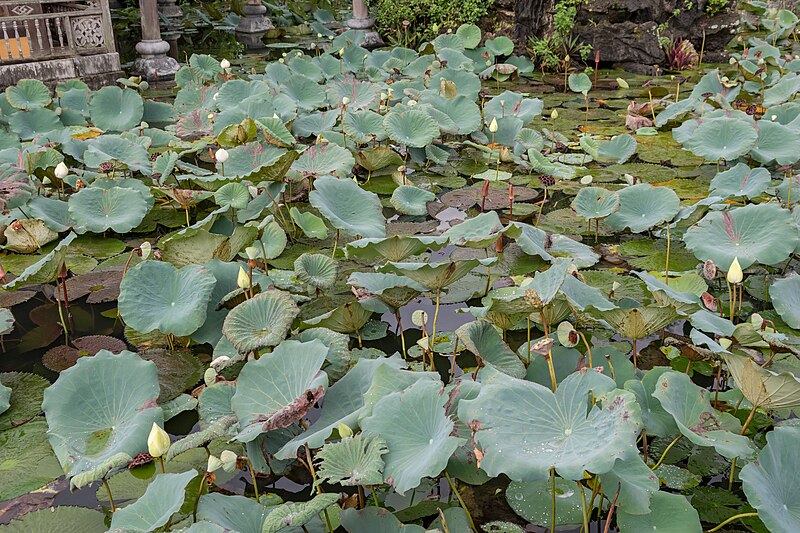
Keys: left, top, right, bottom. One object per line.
{"left": 726, "top": 257, "right": 743, "bottom": 284}
{"left": 147, "top": 423, "right": 170, "bottom": 458}
{"left": 338, "top": 422, "right": 353, "bottom": 438}
{"left": 245, "top": 246, "right": 258, "bottom": 260}
{"left": 339, "top": 47, "right": 345, "bottom": 56}
{"left": 220, "top": 58, "right": 231, "bottom": 69}
{"left": 54, "top": 162, "right": 69, "bottom": 179}
{"left": 140, "top": 241, "right": 152, "bottom": 260}
{"left": 342, "top": 96, "right": 350, "bottom": 105}
{"left": 729, "top": 57, "right": 737, "bottom": 64}
{"left": 380, "top": 92, "right": 387, "bottom": 101}
{"left": 237, "top": 266, "right": 250, "bottom": 289}
{"left": 580, "top": 175, "right": 593, "bottom": 184}
{"left": 207, "top": 455, "right": 223, "bottom": 473}
{"left": 489, "top": 118, "right": 499, "bottom": 133}
{"left": 551, "top": 109, "right": 558, "bottom": 119}
{"left": 215, "top": 148, "right": 229, "bottom": 163}
{"left": 204, "top": 367, "right": 217, "bottom": 387}
{"left": 220, "top": 450, "right": 238, "bottom": 472}
{"left": 624, "top": 173, "right": 635, "bottom": 185}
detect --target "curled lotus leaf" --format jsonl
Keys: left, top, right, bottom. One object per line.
{"left": 3, "top": 232, "right": 76, "bottom": 290}
{"left": 383, "top": 257, "right": 497, "bottom": 290}
{"left": 390, "top": 185, "right": 435, "bottom": 216}
{"left": 222, "top": 289, "right": 300, "bottom": 353}
{"left": 309, "top": 175, "right": 386, "bottom": 238}
{"left": 231, "top": 339, "right": 329, "bottom": 442}
{"left": 294, "top": 253, "right": 338, "bottom": 290}
{"left": 42, "top": 350, "right": 162, "bottom": 486}
{"left": 345, "top": 235, "right": 448, "bottom": 262}
{"left": 721, "top": 352, "right": 800, "bottom": 410}
{"left": 109, "top": 470, "right": 197, "bottom": 531}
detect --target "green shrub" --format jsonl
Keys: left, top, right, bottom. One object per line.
{"left": 370, "top": 0, "right": 494, "bottom": 48}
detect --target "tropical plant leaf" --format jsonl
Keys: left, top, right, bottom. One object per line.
{"left": 68, "top": 186, "right": 149, "bottom": 233}
{"left": 383, "top": 109, "right": 440, "bottom": 148}
{"left": 295, "top": 253, "right": 338, "bottom": 290}
{"left": 605, "top": 184, "right": 680, "bottom": 233}
{"left": 309, "top": 175, "right": 386, "bottom": 238}
{"left": 110, "top": 470, "right": 197, "bottom": 531}
{"left": 89, "top": 86, "right": 144, "bottom": 131}
{"left": 222, "top": 290, "right": 300, "bottom": 353}
{"left": 316, "top": 433, "right": 388, "bottom": 486}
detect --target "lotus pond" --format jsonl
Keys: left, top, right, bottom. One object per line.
{"left": 2, "top": 6, "right": 800, "bottom": 533}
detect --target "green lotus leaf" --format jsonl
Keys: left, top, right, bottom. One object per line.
{"left": 341, "top": 507, "right": 425, "bottom": 533}
{"left": 384, "top": 257, "right": 496, "bottom": 290}
{"left": 605, "top": 184, "right": 680, "bottom": 233}
{"left": 218, "top": 142, "right": 288, "bottom": 179}
{"left": 42, "top": 350, "right": 162, "bottom": 486}
{"left": 231, "top": 339, "right": 328, "bottom": 442}
{"left": 750, "top": 119, "right": 800, "bottom": 165}
{"left": 275, "top": 355, "right": 406, "bottom": 459}
{"left": 527, "top": 149, "right": 576, "bottom": 179}
{"left": 506, "top": 478, "right": 592, "bottom": 527}
{"left": 595, "top": 305, "right": 680, "bottom": 341}
{"left": 217, "top": 117, "right": 257, "bottom": 148}
{"left": 623, "top": 368, "right": 679, "bottom": 437}
{"left": 444, "top": 211, "right": 519, "bottom": 248}
{"left": 424, "top": 94, "right": 482, "bottom": 135}
{"left": 617, "top": 491, "right": 702, "bottom": 533}
{"left": 262, "top": 493, "right": 340, "bottom": 533}
{"left": 316, "top": 433, "right": 388, "bottom": 486}
{"left": 7, "top": 108, "right": 61, "bottom": 139}
{"left": 598, "top": 455, "right": 659, "bottom": 516}
{"left": 455, "top": 320, "right": 526, "bottom": 377}
{"left": 327, "top": 76, "right": 380, "bottom": 110}
{"left": 459, "top": 370, "right": 640, "bottom": 480}
{"left": 343, "top": 110, "right": 387, "bottom": 143}
{"left": 303, "top": 300, "right": 373, "bottom": 335}
{"left": 356, "top": 146, "right": 404, "bottom": 171}
{"left": 83, "top": 134, "right": 152, "bottom": 174}
{"left": 255, "top": 116, "right": 295, "bottom": 148}
{"left": 596, "top": 134, "right": 637, "bottom": 164}
{"left": 510, "top": 222, "right": 599, "bottom": 268}
{"left": 293, "top": 142, "right": 356, "bottom": 178}
{"left": 214, "top": 182, "right": 250, "bottom": 209}
{"left": 721, "top": 352, "right": 800, "bottom": 410}
{"left": 653, "top": 371, "right": 755, "bottom": 459}
{"left": 0, "top": 377, "right": 9, "bottom": 413}
{"left": 222, "top": 289, "right": 300, "bottom": 353}
{"left": 290, "top": 207, "right": 329, "bottom": 239}
{"left": 189, "top": 54, "right": 224, "bottom": 80}
{"left": 292, "top": 327, "right": 352, "bottom": 383}
{"left": 683, "top": 203, "right": 799, "bottom": 269}
{"left": 571, "top": 187, "right": 620, "bottom": 220}
{"left": 110, "top": 470, "right": 197, "bottom": 531}
{"left": 485, "top": 91, "right": 543, "bottom": 124}
{"left": 293, "top": 110, "right": 338, "bottom": 138}
{"left": 770, "top": 275, "right": 800, "bottom": 328}
{"left": 383, "top": 109, "right": 440, "bottom": 148}
{"left": 68, "top": 186, "right": 149, "bottom": 233}
{"left": 309, "top": 175, "right": 386, "bottom": 238}
{"left": 119, "top": 260, "right": 216, "bottom": 337}
{"left": 740, "top": 425, "right": 800, "bottom": 532}
{"left": 485, "top": 36, "right": 514, "bottom": 56}
{"left": 390, "top": 185, "right": 435, "bottom": 216}
{"left": 2, "top": 232, "right": 76, "bottom": 290}
{"left": 255, "top": 219, "right": 288, "bottom": 260}
{"left": 0, "top": 418, "right": 63, "bottom": 500}
{"left": 346, "top": 235, "right": 448, "bottom": 262}
{"left": 685, "top": 116, "right": 757, "bottom": 161}
{"left": 361, "top": 379, "right": 464, "bottom": 494}
{"left": 0, "top": 506, "right": 106, "bottom": 533}
{"left": 189, "top": 260, "right": 242, "bottom": 346}
{"left": 709, "top": 163, "right": 771, "bottom": 198}
{"left": 89, "top": 86, "right": 144, "bottom": 131}
{"left": 6, "top": 79, "right": 51, "bottom": 110}
{"left": 568, "top": 72, "right": 592, "bottom": 94}
{"left": 456, "top": 23, "right": 482, "bottom": 49}
{"left": 348, "top": 271, "right": 424, "bottom": 311}
{"left": 281, "top": 74, "right": 326, "bottom": 110}
{"left": 295, "top": 253, "right": 338, "bottom": 290}
{"left": 159, "top": 226, "right": 257, "bottom": 267}
{"left": 0, "top": 372, "right": 48, "bottom": 430}
{"left": 197, "top": 493, "right": 272, "bottom": 533}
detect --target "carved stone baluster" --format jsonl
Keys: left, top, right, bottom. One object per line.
{"left": 133, "top": 0, "right": 180, "bottom": 81}
{"left": 55, "top": 17, "right": 65, "bottom": 48}
{"left": 236, "top": 0, "right": 274, "bottom": 34}
{"left": 347, "top": 0, "right": 383, "bottom": 49}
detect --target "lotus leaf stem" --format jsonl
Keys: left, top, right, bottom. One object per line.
{"left": 650, "top": 434, "right": 683, "bottom": 471}
{"left": 430, "top": 289, "right": 441, "bottom": 372}
{"left": 550, "top": 467, "right": 556, "bottom": 533}
{"left": 192, "top": 473, "right": 207, "bottom": 521}
{"left": 55, "top": 280, "right": 69, "bottom": 346}
{"left": 604, "top": 354, "right": 616, "bottom": 381}
{"left": 102, "top": 478, "right": 116, "bottom": 512}
{"left": 728, "top": 406, "right": 759, "bottom": 490}
{"left": 450, "top": 337, "right": 459, "bottom": 382}
{"left": 707, "top": 512, "right": 759, "bottom": 532}
{"left": 526, "top": 316, "right": 532, "bottom": 365}
{"left": 578, "top": 331, "right": 593, "bottom": 368}
{"left": 246, "top": 457, "right": 259, "bottom": 500}
{"left": 395, "top": 310, "right": 407, "bottom": 360}
{"left": 664, "top": 223, "right": 671, "bottom": 285}
{"left": 603, "top": 484, "right": 620, "bottom": 533}
{"left": 444, "top": 471, "right": 477, "bottom": 533}
{"left": 577, "top": 481, "right": 590, "bottom": 533}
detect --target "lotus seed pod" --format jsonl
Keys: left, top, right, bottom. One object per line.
{"left": 702, "top": 259, "right": 717, "bottom": 280}
{"left": 147, "top": 423, "right": 170, "bottom": 458}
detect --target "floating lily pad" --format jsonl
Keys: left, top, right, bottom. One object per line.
{"left": 222, "top": 289, "right": 300, "bottom": 353}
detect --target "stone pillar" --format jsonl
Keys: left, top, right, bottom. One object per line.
{"left": 157, "top": 0, "right": 182, "bottom": 19}
{"left": 134, "top": 0, "right": 180, "bottom": 81}
{"left": 347, "top": 0, "right": 383, "bottom": 49}
{"left": 235, "top": 0, "right": 274, "bottom": 34}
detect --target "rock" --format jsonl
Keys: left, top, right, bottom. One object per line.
{"left": 576, "top": 20, "right": 664, "bottom": 66}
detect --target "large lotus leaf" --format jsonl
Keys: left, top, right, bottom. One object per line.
{"left": 443, "top": 210, "right": 519, "bottom": 248}
{"left": 510, "top": 222, "right": 599, "bottom": 268}
{"left": 571, "top": 187, "right": 620, "bottom": 220}
{"left": 3, "top": 218, "right": 57, "bottom": 252}
{"left": 343, "top": 110, "right": 387, "bottom": 143}
{"left": 191, "top": 260, "right": 241, "bottom": 346}
{"left": 316, "top": 433, "right": 388, "bottom": 486}
{"left": 390, "top": 185, "right": 435, "bottom": 216}
{"left": 568, "top": 72, "right": 592, "bottom": 94}
{"left": 596, "top": 134, "right": 637, "bottom": 164}
{"left": 0, "top": 418, "right": 63, "bottom": 500}
{"left": 293, "top": 142, "right": 355, "bottom": 179}
{"left": 275, "top": 356, "right": 405, "bottom": 459}
{"left": 709, "top": 163, "right": 771, "bottom": 199}
{"left": 222, "top": 290, "right": 300, "bottom": 353}
{"left": 42, "top": 350, "right": 162, "bottom": 485}
{"left": 309, "top": 175, "right": 386, "bottom": 238}
{"left": 218, "top": 142, "right": 289, "bottom": 180}
{"left": 683, "top": 203, "right": 799, "bottom": 269}
{"left": 721, "top": 352, "right": 800, "bottom": 410}
{"left": 750, "top": 119, "right": 800, "bottom": 165}
{"left": 6, "top": 79, "right": 51, "bottom": 110}
{"left": 8, "top": 108, "right": 61, "bottom": 139}
{"left": 83, "top": 135, "right": 152, "bottom": 174}
{"left": 424, "top": 94, "right": 482, "bottom": 135}
{"left": 623, "top": 368, "right": 679, "bottom": 437}
{"left": 110, "top": 470, "right": 197, "bottom": 531}
{"left": 341, "top": 507, "right": 425, "bottom": 533}
{"left": 598, "top": 455, "right": 659, "bottom": 516}
{"left": 361, "top": 379, "right": 464, "bottom": 494}
{"left": 326, "top": 77, "right": 380, "bottom": 110}
{"left": 617, "top": 491, "right": 702, "bottom": 532}
{"left": 356, "top": 146, "right": 404, "bottom": 171}
{"left": 231, "top": 339, "right": 328, "bottom": 442}
{"left": 345, "top": 235, "right": 448, "bottom": 262}
{"left": 295, "top": 253, "right": 338, "bottom": 290}
{"left": 605, "top": 184, "right": 680, "bottom": 233}
{"left": 596, "top": 306, "right": 680, "bottom": 341}
{"left": 303, "top": 300, "right": 372, "bottom": 334}
{"left": 159, "top": 226, "right": 258, "bottom": 267}
{"left": 484, "top": 91, "right": 543, "bottom": 124}
{"left": 197, "top": 493, "right": 272, "bottom": 533}
{"left": 68, "top": 186, "right": 149, "bottom": 233}
{"left": 455, "top": 320, "right": 526, "bottom": 378}
{"left": 685, "top": 116, "right": 757, "bottom": 161}
{"left": 0, "top": 372, "right": 48, "bottom": 430}
{"left": 119, "top": 260, "right": 216, "bottom": 337}
{"left": 255, "top": 116, "right": 295, "bottom": 148}
{"left": 653, "top": 371, "right": 754, "bottom": 459}
{"left": 458, "top": 370, "right": 640, "bottom": 481}
{"left": 2, "top": 232, "right": 76, "bottom": 290}
{"left": 289, "top": 207, "right": 328, "bottom": 239}
{"left": 770, "top": 275, "right": 800, "bottom": 328}
{"left": 506, "top": 478, "right": 592, "bottom": 527}
{"left": 214, "top": 182, "right": 250, "bottom": 209}
{"left": 89, "top": 86, "right": 144, "bottom": 131}
{"left": 740, "top": 425, "right": 800, "bottom": 532}
{"left": 348, "top": 272, "right": 424, "bottom": 311}
{"left": 0, "top": 506, "right": 107, "bottom": 533}
{"left": 383, "top": 109, "right": 439, "bottom": 148}
{"left": 384, "top": 257, "right": 496, "bottom": 290}
{"left": 293, "top": 111, "right": 338, "bottom": 138}
{"left": 281, "top": 74, "right": 326, "bottom": 110}
{"left": 262, "top": 493, "right": 340, "bottom": 533}
{"left": 292, "top": 327, "right": 352, "bottom": 383}
{"left": 255, "top": 219, "right": 288, "bottom": 260}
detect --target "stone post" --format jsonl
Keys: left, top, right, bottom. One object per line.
{"left": 134, "top": 0, "right": 180, "bottom": 81}
{"left": 347, "top": 0, "right": 383, "bottom": 49}
{"left": 157, "top": 0, "right": 182, "bottom": 19}
{"left": 236, "top": 0, "right": 274, "bottom": 34}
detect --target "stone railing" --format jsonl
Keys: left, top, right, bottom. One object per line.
{"left": 0, "top": 0, "right": 115, "bottom": 63}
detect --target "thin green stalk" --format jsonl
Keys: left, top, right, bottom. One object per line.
{"left": 103, "top": 478, "right": 116, "bottom": 512}
{"left": 246, "top": 458, "right": 259, "bottom": 500}
{"left": 650, "top": 434, "right": 682, "bottom": 471}
{"left": 708, "top": 512, "right": 759, "bottom": 532}
{"left": 430, "top": 289, "right": 441, "bottom": 372}
{"left": 192, "top": 474, "right": 207, "bottom": 521}
{"left": 444, "top": 471, "right": 477, "bottom": 533}
{"left": 550, "top": 467, "right": 557, "bottom": 533}
{"left": 665, "top": 222, "right": 671, "bottom": 285}
{"left": 577, "top": 481, "right": 590, "bottom": 533}
{"left": 728, "top": 406, "right": 758, "bottom": 490}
